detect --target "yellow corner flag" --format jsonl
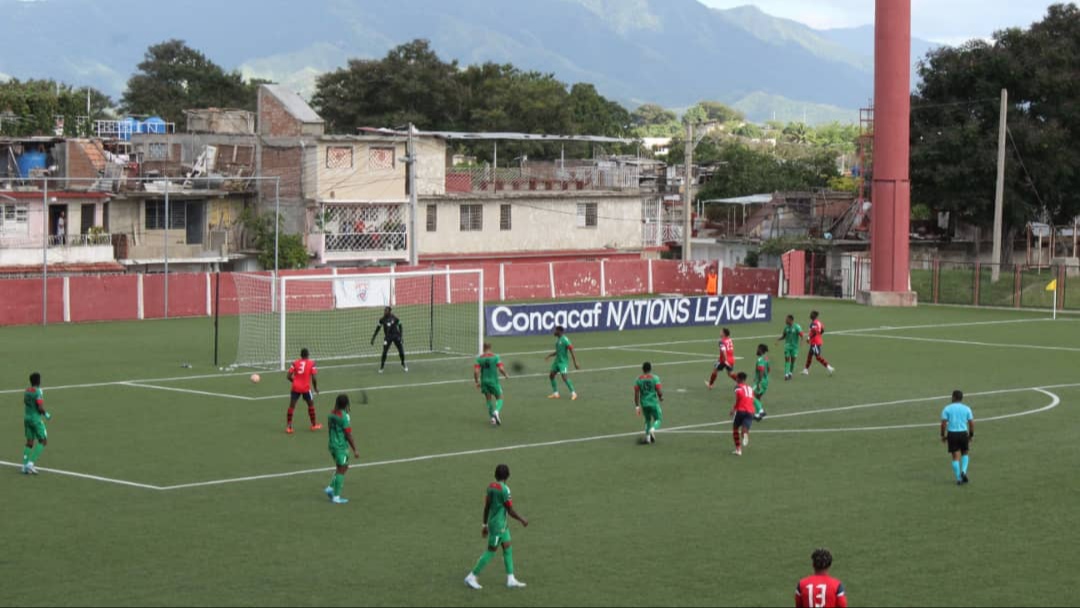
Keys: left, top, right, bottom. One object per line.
{"left": 1046, "top": 279, "right": 1058, "bottom": 292}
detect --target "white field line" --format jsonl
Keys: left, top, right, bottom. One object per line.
{"left": 0, "top": 460, "right": 162, "bottom": 490}
{"left": 838, "top": 333, "right": 1080, "bottom": 353}
{"left": 665, "top": 388, "right": 1060, "bottom": 434}
{"left": 0, "top": 317, "right": 1053, "bottom": 396}
{"left": 9, "top": 383, "right": 1074, "bottom": 492}
{"left": 616, "top": 347, "right": 719, "bottom": 358}
{"left": 121, "top": 382, "right": 256, "bottom": 401}
{"left": 157, "top": 384, "right": 1074, "bottom": 491}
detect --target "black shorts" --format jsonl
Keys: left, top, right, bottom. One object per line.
{"left": 290, "top": 391, "right": 314, "bottom": 403}
{"left": 714, "top": 361, "right": 734, "bottom": 372}
{"left": 947, "top": 431, "right": 970, "bottom": 454}
{"left": 810, "top": 344, "right": 822, "bottom": 357}
{"left": 383, "top": 338, "right": 403, "bottom": 350}
{"left": 733, "top": 412, "right": 754, "bottom": 429}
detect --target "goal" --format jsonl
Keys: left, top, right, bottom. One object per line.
{"left": 232, "top": 268, "right": 484, "bottom": 369}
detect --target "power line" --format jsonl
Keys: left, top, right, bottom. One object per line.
{"left": 1005, "top": 125, "right": 1045, "bottom": 209}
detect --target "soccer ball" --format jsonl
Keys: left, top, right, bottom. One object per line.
{"left": 250, "top": 373, "right": 261, "bottom": 384}
{"left": 510, "top": 361, "right": 526, "bottom": 373}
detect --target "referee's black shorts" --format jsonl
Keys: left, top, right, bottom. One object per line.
{"left": 947, "top": 431, "right": 970, "bottom": 454}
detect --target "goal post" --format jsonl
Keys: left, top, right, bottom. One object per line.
{"left": 232, "top": 268, "right": 484, "bottom": 370}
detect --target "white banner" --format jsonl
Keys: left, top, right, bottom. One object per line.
{"left": 333, "top": 277, "right": 392, "bottom": 309}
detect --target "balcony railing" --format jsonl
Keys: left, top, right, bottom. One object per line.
{"left": 445, "top": 161, "right": 640, "bottom": 194}
{"left": 0, "top": 233, "right": 112, "bottom": 249}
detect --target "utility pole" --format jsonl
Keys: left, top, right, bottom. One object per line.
{"left": 991, "top": 88, "right": 1007, "bottom": 282}
{"left": 407, "top": 123, "right": 419, "bottom": 266}
{"left": 683, "top": 121, "right": 693, "bottom": 262}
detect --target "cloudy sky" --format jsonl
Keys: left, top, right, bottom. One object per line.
{"left": 701, "top": 0, "right": 1056, "bottom": 45}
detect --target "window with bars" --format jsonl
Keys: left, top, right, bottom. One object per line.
{"left": 147, "top": 142, "right": 168, "bottom": 161}
{"left": 0, "top": 203, "right": 29, "bottom": 234}
{"left": 426, "top": 204, "right": 437, "bottom": 232}
{"left": 459, "top": 204, "right": 483, "bottom": 231}
{"left": 500, "top": 204, "right": 512, "bottom": 231}
{"left": 145, "top": 201, "right": 187, "bottom": 230}
{"left": 326, "top": 146, "right": 354, "bottom": 169}
{"left": 368, "top": 146, "right": 396, "bottom": 171}
{"left": 576, "top": 202, "right": 598, "bottom": 228}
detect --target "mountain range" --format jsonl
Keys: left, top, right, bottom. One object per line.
{"left": 0, "top": 0, "right": 940, "bottom": 124}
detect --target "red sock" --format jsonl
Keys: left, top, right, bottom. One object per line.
{"left": 287, "top": 407, "right": 295, "bottom": 426}
{"left": 709, "top": 371, "right": 718, "bottom": 385}
{"left": 817, "top": 355, "right": 830, "bottom": 367}
{"left": 805, "top": 352, "right": 813, "bottom": 369}
{"left": 732, "top": 427, "right": 741, "bottom": 449}
{"left": 308, "top": 406, "right": 317, "bottom": 425}
{"left": 728, "top": 371, "right": 737, "bottom": 381}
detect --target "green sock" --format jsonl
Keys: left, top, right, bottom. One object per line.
{"left": 754, "top": 398, "right": 763, "bottom": 415}
{"left": 565, "top": 378, "right": 576, "bottom": 393}
{"left": 486, "top": 399, "right": 494, "bottom": 417}
{"left": 333, "top": 473, "right": 344, "bottom": 497}
{"left": 472, "top": 549, "right": 495, "bottom": 575}
{"left": 495, "top": 399, "right": 503, "bottom": 413}
{"left": 29, "top": 443, "right": 44, "bottom": 464}
{"left": 22, "top": 446, "right": 30, "bottom": 464}
{"left": 549, "top": 377, "right": 558, "bottom": 393}
{"left": 502, "top": 546, "right": 515, "bottom": 575}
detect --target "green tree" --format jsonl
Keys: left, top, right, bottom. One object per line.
{"left": 242, "top": 208, "right": 310, "bottom": 270}
{"left": 911, "top": 3, "right": 1080, "bottom": 261}
{"left": 683, "top": 100, "right": 744, "bottom": 124}
{"left": 630, "top": 103, "right": 680, "bottom": 137}
{"left": 122, "top": 39, "right": 260, "bottom": 125}
{"left": 0, "top": 79, "right": 111, "bottom": 137}
{"left": 567, "top": 83, "right": 631, "bottom": 137}
{"left": 314, "top": 40, "right": 464, "bottom": 133}
{"left": 696, "top": 143, "right": 839, "bottom": 200}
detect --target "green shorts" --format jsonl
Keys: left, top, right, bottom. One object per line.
{"left": 480, "top": 382, "right": 503, "bottom": 398}
{"left": 331, "top": 449, "right": 349, "bottom": 467}
{"left": 641, "top": 405, "right": 663, "bottom": 427}
{"left": 24, "top": 418, "right": 47, "bottom": 442}
{"left": 487, "top": 525, "right": 511, "bottom": 548}
{"left": 550, "top": 361, "right": 569, "bottom": 374}
{"left": 784, "top": 346, "right": 799, "bottom": 359}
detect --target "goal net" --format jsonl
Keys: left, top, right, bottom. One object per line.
{"left": 232, "top": 269, "right": 484, "bottom": 369}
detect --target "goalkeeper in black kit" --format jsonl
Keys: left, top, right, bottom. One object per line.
{"left": 372, "top": 306, "right": 407, "bottom": 373}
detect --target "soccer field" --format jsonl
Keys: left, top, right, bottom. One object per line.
{"left": 1, "top": 300, "right": 1078, "bottom": 607}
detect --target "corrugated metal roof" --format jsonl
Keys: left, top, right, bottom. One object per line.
{"left": 262, "top": 84, "right": 324, "bottom": 124}
{"left": 700, "top": 194, "right": 774, "bottom": 205}
{"left": 358, "top": 127, "right": 630, "bottom": 143}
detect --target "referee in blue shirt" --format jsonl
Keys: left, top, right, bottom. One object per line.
{"left": 940, "top": 390, "right": 975, "bottom": 485}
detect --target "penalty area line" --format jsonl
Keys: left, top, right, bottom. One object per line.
{"left": 0, "top": 460, "right": 161, "bottom": 490}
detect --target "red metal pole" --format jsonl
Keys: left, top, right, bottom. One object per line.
{"left": 870, "top": 0, "right": 912, "bottom": 297}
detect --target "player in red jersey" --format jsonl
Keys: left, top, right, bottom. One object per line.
{"left": 801, "top": 311, "right": 835, "bottom": 376}
{"left": 795, "top": 548, "right": 847, "bottom": 608}
{"left": 706, "top": 327, "right": 736, "bottom": 389}
{"left": 285, "top": 347, "right": 321, "bottom": 434}
{"left": 729, "top": 371, "right": 756, "bottom": 455}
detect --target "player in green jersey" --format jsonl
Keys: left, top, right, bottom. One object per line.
{"left": 545, "top": 325, "right": 580, "bottom": 400}
{"left": 21, "top": 372, "right": 51, "bottom": 475}
{"left": 475, "top": 343, "right": 511, "bottom": 426}
{"left": 776, "top": 315, "right": 804, "bottom": 380}
{"left": 634, "top": 362, "right": 664, "bottom": 444}
{"left": 753, "top": 344, "right": 770, "bottom": 421}
{"left": 323, "top": 394, "right": 360, "bottom": 505}
{"left": 465, "top": 464, "right": 529, "bottom": 590}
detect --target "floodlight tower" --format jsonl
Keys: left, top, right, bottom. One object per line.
{"left": 862, "top": 0, "right": 918, "bottom": 306}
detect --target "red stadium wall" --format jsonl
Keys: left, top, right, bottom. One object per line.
{"left": 0, "top": 261, "right": 780, "bottom": 326}
{"left": 69, "top": 275, "right": 139, "bottom": 322}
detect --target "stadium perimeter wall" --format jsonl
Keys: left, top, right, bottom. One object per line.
{"left": 0, "top": 261, "right": 779, "bottom": 326}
